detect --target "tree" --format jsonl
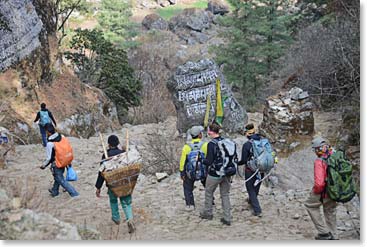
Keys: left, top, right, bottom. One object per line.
{"left": 64, "top": 29, "right": 142, "bottom": 121}
{"left": 97, "top": 0, "right": 138, "bottom": 47}
{"left": 212, "top": 0, "right": 293, "bottom": 107}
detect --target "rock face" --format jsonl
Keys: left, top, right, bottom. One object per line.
{"left": 167, "top": 59, "right": 247, "bottom": 133}
{"left": 259, "top": 87, "right": 314, "bottom": 152}
{"left": 206, "top": 0, "right": 229, "bottom": 15}
{"left": 142, "top": 14, "right": 168, "bottom": 30}
{"left": 0, "top": 0, "right": 43, "bottom": 72}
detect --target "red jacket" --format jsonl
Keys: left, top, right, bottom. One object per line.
{"left": 312, "top": 150, "right": 333, "bottom": 196}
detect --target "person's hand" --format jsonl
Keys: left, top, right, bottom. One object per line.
{"left": 40, "top": 165, "right": 46, "bottom": 170}
{"left": 96, "top": 189, "right": 101, "bottom": 198}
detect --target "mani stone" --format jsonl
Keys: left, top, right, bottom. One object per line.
{"left": 167, "top": 59, "right": 247, "bottom": 133}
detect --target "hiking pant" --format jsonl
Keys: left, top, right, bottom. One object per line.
{"left": 202, "top": 175, "right": 231, "bottom": 222}
{"left": 39, "top": 125, "right": 47, "bottom": 147}
{"left": 304, "top": 192, "right": 337, "bottom": 236}
{"left": 183, "top": 177, "right": 195, "bottom": 206}
{"left": 50, "top": 164, "right": 79, "bottom": 197}
{"left": 108, "top": 189, "right": 133, "bottom": 221}
{"left": 245, "top": 170, "right": 262, "bottom": 214}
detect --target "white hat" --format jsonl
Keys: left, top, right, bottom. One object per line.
{"left": 190, "top": 126, "right": 204, "bottom": 137}
{"left": 311, "top": 136, "right": 328, "bottom": 148}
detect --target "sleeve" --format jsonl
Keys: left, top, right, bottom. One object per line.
{"left": 95, "top": 172, "right": 105, "bottom": 189}
{"left": 203, "top": 142, "right": 215, "bottom": 167}
{"left": 238, "top": 142, "right": 251, "bottom": 166}
{"left": 312, "top": 159, "right": 327, "bottom": 194}
{"left": 43, "top": 142, "right": 55, "bottom": 167}
{"left": 48, "top": 111, "right": 57, "bottom": 126}
{"left": 201, "top": 142, "right": 208, "bottom": 157}
{"left": 34, "top": 112, "right": 40, "bottom": 122}
{"left": 179, "top": 145, "right": 189, "bottom": 172}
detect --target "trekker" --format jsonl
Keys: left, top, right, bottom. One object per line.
{"left": 304, "top": 136, "right": 337, "bottom": 240}
{"left": 200, "top": 122, "right": 232, "bottom": 226}
{"left": 34, "top": 103, "right": 57, "bottom": 147}
{"left": 95, "top": 135, "right": 136, "bottom": 234}
{"left": 179, "top": 126, "right": 208, "bottom": 211}
{"left": 238, "top": 123, "right": 264, "bottom": 217}
{"left": 40, "top": 123, "right": 79, "bottom": 197}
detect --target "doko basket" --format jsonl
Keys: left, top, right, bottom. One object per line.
{"left": 102, "top": 163, "right": 141, "bottom": 197}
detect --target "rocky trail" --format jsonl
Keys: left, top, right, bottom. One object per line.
{"left": 0, "top": 114, "right": 360, "bottom": 240}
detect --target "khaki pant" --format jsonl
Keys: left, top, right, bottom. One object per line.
{"left": 304, "top": 192, "right": 337, "bottom": 236}
{"left": 202, "top": 175, "right": 231, "bottom": 222}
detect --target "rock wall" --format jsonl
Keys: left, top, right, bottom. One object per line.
{"left": 259, "top": 87, "right": 314, "bottom": 152}
{"left": 0, "top": 0, "right": 43, "bottom": 72}
{"left": 167, "top": 59, "right": 247, "bottom": 133}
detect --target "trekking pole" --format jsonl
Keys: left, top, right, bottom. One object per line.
{"left": 99, "top": 132, "right": 108, "bottom": 159}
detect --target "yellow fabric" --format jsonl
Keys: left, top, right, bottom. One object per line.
{"left": 204, "top": 92, "right": 211, "bottom": 129}
{"left": 215, "top": 78, "right": 223, "bottom": 124}
{"left": 179, "top": 138, "right": 208, "bottom": 172}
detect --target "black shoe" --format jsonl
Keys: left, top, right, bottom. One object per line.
{"left": 315, "top": 232, "right": 334, "bottom": 240}
{"left": 48, "top": 189, "right": 59, "bottom": 197}
{"left": 220, "top": 218, "right": 231, "bottom": 226}
{"left": 252, "top": 212, "right": 262, "bottom": 217}
{"left": 200, "top": 213, "right": 213, "bottom": 220}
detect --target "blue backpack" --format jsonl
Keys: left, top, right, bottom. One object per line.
{"left": 247, "top": 138, "right": 275, "bottom": 173}
{"left": 185, "top": 141, "right": 206, "bottom": 181}
{"left": 39, "top": 111, "right": 50, "bottom": 126}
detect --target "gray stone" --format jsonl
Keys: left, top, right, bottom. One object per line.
{"left": 289, "top": 142, "right": 300, "bottom": 150}
{"left": 206, "top": 0, "right": 229, "bottom": 15}
{"left": 292, "top": 214, "right": 300, "bottom": 220}
{"left": 142, "top": 14, "right": 168, "bottom": 30}
{"left": 169, "top": 9, "right": 213, "bottom": 33}
{"left": 289, "top": 87, "right": 303, "bottom": 100}
{"left": 298, "top": 91, "right": 309, "bottom": 100}
{"left": 156, "top": 172, "right": 169, "bottom": 182}
{"left": 167, "top": 59, "right": 247, "bottom": 133}
{"left": 190, "top": 31, "right": 209, "bottom": 44}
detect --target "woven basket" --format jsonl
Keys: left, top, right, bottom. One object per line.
{"left": 102, "top": 163, "right": 141, "bottom": 197}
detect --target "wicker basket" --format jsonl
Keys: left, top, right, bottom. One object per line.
{"left": 102, "top": 163, "right": 141, "bottom": 197}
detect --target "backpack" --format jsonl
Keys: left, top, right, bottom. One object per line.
{"left": 323, "top": 150, "right": 356, "bottom": 203}
{"left": 185, "top": 141, "right": 206, "bottom": 181}
{"left": 39, "top": 110, "right": 51, "bottom": 127}
{"left": 247, "top": 138, "right": 274, "bottom": 173}
{"left": 210, "top": 138, "right": 238, "bottom": 177}
{"left": 54, "top": 136, "right": 74, "bottom": 168}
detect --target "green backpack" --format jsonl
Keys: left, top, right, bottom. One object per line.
{"left": 324, "top": 150, "right": 357, "bottom": 203}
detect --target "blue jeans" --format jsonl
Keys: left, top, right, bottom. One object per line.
{"left": 108, "top": 190, "right": 133, "bottom": 221}
{"left": 245, "top": 170, "right": 262, "bottom": 214}
{"left": 39, "top": 125, "right": 47, "bottom": 147}
{"left": 50, "top": 164, "right": 79, "bottom": 197}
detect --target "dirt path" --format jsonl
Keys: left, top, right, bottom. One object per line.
{"left": 1, "top": 116, "right": 360, "bottom": 240}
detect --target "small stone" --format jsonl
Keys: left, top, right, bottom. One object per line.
{"left": 156, "top": 172, "right": 168, "bottom": 182}
{"left": 292, "top": 214, "right": 300, "bottom": 220}
{"left": 12, "top": 197, "right": 22, "bottom": 209}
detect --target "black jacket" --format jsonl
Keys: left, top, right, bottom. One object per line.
{"left": 238, "top": 134, "right": 261, "bottom": 166}
{"left": 34, "top": 109, "right": 57, "bottom": 126}
{"left": 95, "top": 147, "right": 125, "bottom": 189}
{"left": 203, "top": 136, "right": 223, "bottom": 177}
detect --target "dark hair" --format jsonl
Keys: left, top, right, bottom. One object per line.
{"left": 45, "top": 123, "right": 55, "bottom": 134}
{"left": 245, "top": 123, "right": 254, "bottom": 131}
{"left": 41, "top": 103, "right": 46, "bottom": 109}
{"left": 209, "top": 122, "right": 221, "bottom": 134}
{"left": 108, "top": 135, "right": 119, "bottom": 147}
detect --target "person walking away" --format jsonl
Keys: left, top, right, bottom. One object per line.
{"left": 304, "top": 136, "right": 337, "bottom": 240}
{"left": 95, "top": 135, "right": 136, "bottom": 234}
{"left": 34, "top": 103, "right": 57, "bottom": 147}
{"left": 238, "top": 123, "right": 264, "bottom": 217}
{"left": 200, "top": 122, "right": 232, "bottom": 226}
{"left": 179, "top": 126, "right": 208, "bottom": 211}
{"left": 40, "top": 123, "right": 79, "bottom": 197}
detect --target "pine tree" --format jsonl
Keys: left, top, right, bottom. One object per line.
{"left": 213, "top": 0, "right": 293, "bottom": 107}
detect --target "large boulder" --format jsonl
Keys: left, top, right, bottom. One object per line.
{"left": 167, "top": 59, "right": 247, "bottom": 133}
{"left": 142, "top": 14, "right": 168, "bottom": 30}
{"left": 259, "top": 87, "right": 315, "bottom": 152}
{"left": 169, "top": 8, "right": 213, "bottom": 32}
{"left": 206, "top": 0, "right": 230, "bottom": 15}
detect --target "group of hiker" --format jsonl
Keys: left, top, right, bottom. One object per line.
{"left": 34, "top": 103, "right": 356, "bottom": 239}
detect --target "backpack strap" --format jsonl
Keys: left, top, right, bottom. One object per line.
{"left": 188, "top": 141, "right": 204, "bottom": 151}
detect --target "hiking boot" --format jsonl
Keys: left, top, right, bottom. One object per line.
{"left": 112, "top": 218, "right": 121, "bottom": 225}
{"left": 200, "top": 213, "right": 213, "bottom": 220}
{"left": 315, "top": 232, "right": 334, "bottom": 240}
{"left": 127, "top": 220, "right": 136, "bottom": 234}
{"left": 220, "top": 218, "right": 231, "bottom": 226}
{"left": 185, "top": 205, "right": 195, "bottom": 212}
{"left": 252, "top": 212, "right": 262, "bottom": 217}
